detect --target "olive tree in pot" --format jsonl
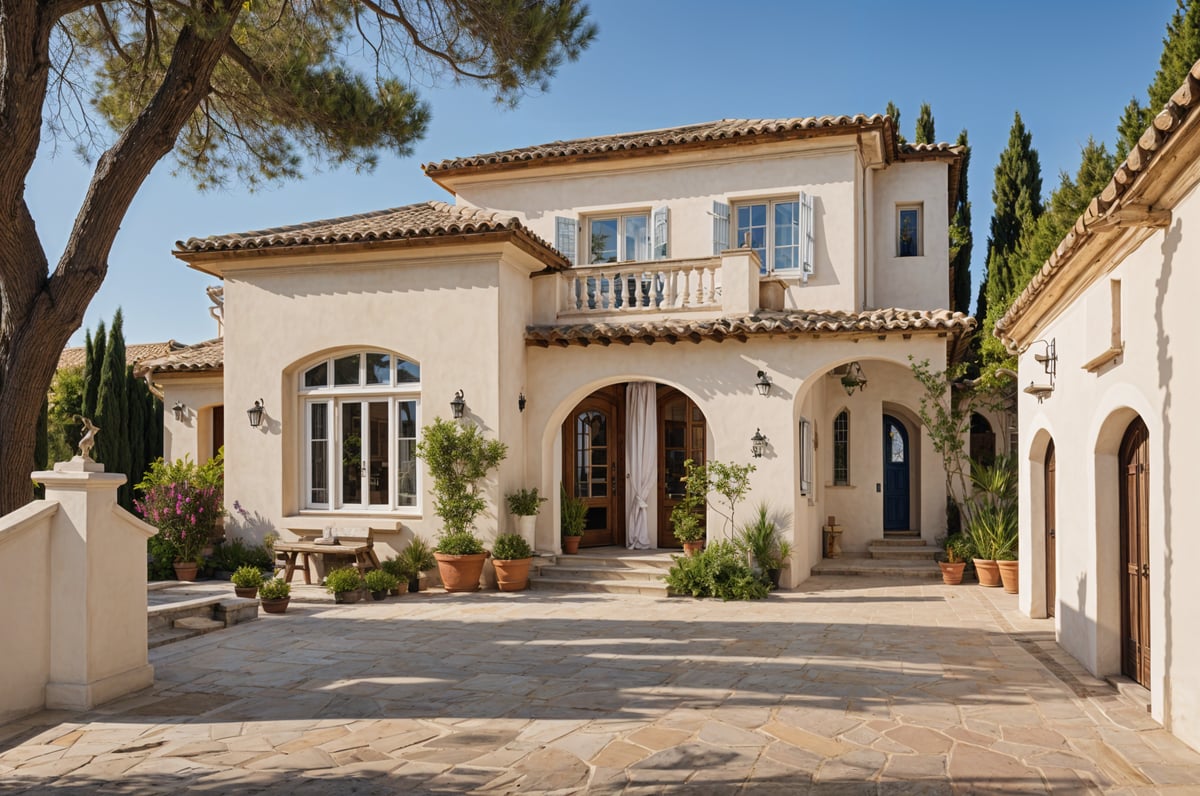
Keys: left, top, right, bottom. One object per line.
{"left": 560, "top": 484, "right": 586, "bottom": 554}
{"left": 416, "top": 418, "right": 508, "bottom": 593}
{"left": 506, "top": 487, "right": 546, "bottom": 550}
{"left": 491, "top": 533, "right": 534, "bottom": 591}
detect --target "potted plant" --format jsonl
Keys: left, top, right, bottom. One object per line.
{"left": 996, "top": 535, "right": 1019, "bottom": 594}
{"left": 392, "top": 538, "right": 436, "bottom": 593}
{"left": 560, "top": 483, "right": 586, "bottom": 554}
{"left": 416, "top": 418, "right": 508, "bottom": 593}
{"left": 506, "top": 487, "right": 546, "bottom": 549}
{"left": 938, "top": 534, "right": 972, "bottom": 585}
{"left": 736, "top": 502, "right": 791, "bottom": 587}
{"left": 230, "top": 565, "right": 263, "bottom": 598}
{"left": 364, "top": 569, "right": 399, "bottom": 601}
{"left": 672, "top": 510, "right": 706, "bottom": 556}
{"left": 135, "top": 452, "right": 225, "bottom": 581}
{"left": 379, "top": 557, "right": 409, "bottom": 595}
{"left": 965, "top": 457, "right": 1017, "bottom": 589}
{"left": 491, "top": 532, "right": 534, "bottom": 591}
{"left": 259, "top": 578, "right": 291, "bottom": 614}
{"left": 325, "top": 567, "right": 365, "bottom": 603}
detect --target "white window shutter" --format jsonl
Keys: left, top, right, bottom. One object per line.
{"left": 712, "top": 201, "right": 730, "bottom": 255}
{"left": 799, "top": 418, "right": 813, "bottom": 496}
{"left": 652, "top": 206, "right": 669, "bottom": 260}
{"left": 555, "top": 216, "right": 577, "bottom": 266}
{"left": 801, "top": 192, "right": 815, "bottom": 278}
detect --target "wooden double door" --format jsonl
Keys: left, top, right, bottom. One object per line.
{"left": 562, "top": 385, "right": 705, "bottom": 549}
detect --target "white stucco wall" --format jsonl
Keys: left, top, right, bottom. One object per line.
{"left": 159, "top": 377, "right": 223, "bottom": 463}
{"left": 871, "top": 161, "right": 951, "bottom": 311}
{"left": 1015, "top": 183, "right": 1200, "bottom": 751}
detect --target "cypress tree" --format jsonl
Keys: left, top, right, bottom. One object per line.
{"left": 95, "top": 310, "right": 132, "bottom": 507}
{"left": 82, "top": 322, "right": 105, "bottom": 422}
{"left": 885, "top": 101, "right": 906, "bottom": 144}
{"left": 127, "top": 365, "right": 147, "bottom": 493}
{"left": 950, "top": 129, "right": 973, "bottom": 314}
{"left": 915, "top": 103, "right": 935, "bottom": 145}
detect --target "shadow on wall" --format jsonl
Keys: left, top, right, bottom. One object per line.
{"left": 1155, "top": 218, "right": 1179, "bottom": 721}
{"left": 1056, "top": 572, "right": 1097, "bottom": 675}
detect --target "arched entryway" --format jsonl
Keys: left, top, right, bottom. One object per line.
{"left": 970, "top": 412, "right": 996, "bottom": 466}
{"left": 562, "top": 383, "right": 707, "bottom": 549}
{"left": 1044, "top": 439, "right": 1056, "bottom": 618}
{"left": 882, "top": 414, "right": 910, "bottom": 532}
{"left": 1119, "top": 416, "right": 1150, "bottom": 687}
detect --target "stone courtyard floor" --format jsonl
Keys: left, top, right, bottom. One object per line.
{"left": 2, "top": 577, "right": 1199, "bottom": 794}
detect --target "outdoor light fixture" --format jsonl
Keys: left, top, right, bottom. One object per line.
{"left": 247, "top": 399, "right": 265, "bottom": 428}
{"left": 518, "top": 392, "right": 527, "bottom": 413}
{"left": 755, "top": 370, "right": 772, "bottom": 397}
{"left": 450, "top": 389, "right": 466, "bottom": 419}
{"left": 1023, "top": 339, "right": 1057, "bottom": 403}
{"left": 172, "top": 401, "right": 186, "bottom": 422}
{"left": 840, "top": 361, "right": 868, "bottom": 397}
{"left": 1024, "top": 382, "right": 1055, "bottom": 403}
{"left": 751, "top": 428, "right": 769, "bottom": 459}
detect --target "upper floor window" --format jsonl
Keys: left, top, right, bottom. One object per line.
{"left": 300, "top": 351, "right": 420, "bottom": 512}
{"left": 588, "top": 213, "right": 648, "bottom": 263}
{"left": 833, "top": 410, "right": 850, "bottom": 485}
{"left": 727, "top": 193, "right": 814, "bottom": 276}
{"left": 897, "top": 204, "right": 923, "bottom": 257}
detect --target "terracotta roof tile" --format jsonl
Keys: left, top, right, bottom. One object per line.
{"left": 426, "top": 116, "right": 961, "bottom": 175}
{"left": 139, "top": 338, "right": 224, "bottom": 375}
{"left": 175, "top": 200, "right": 565, "bottom": 265}
{"left": 57, "top": 340, "right": 187, "bottom": 372}
{"left": 527, "top": 308, "right": 974, "bottom": 347}
{"left": 997, "top": 59, "right": 1200, "bottom": 343}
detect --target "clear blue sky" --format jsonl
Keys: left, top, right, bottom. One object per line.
{"left": 29, "top": 0, "right": 1176, "bottom": 347}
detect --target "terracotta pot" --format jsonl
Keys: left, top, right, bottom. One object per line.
{"left": 173, "top": 562, "right": 198, "bottom": 582}
{"left": 997, "top": 560, "right": 1020, "bottom": 594}
{"left": 434, "top": 551, "right": 488, "bottom": 592}
{"left": 939, "top": 561, "right": 966, "bottom": 585}
{"left": 562, "top": 536, "right": 582, "bottom": 555}
{"left": 234, "top": 586, "right": 258, "bottom": 599}
{"left": 260, "top": 597, "right": 289, "bottom": 614}
{"left": 682, "top": 541, "right": 704, "bottom": 557}
{"left": 494, "top": 557, "right": 533, "bottom": 591}
{"left": 974, "top": 558, "right": 1001, "bottom": 588}
{"left": 334, "top": 589, "right": 362, "bottom": 604}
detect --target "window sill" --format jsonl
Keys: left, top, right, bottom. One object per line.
{"left": 1082, "top": 344, "right": 1123, "bottom": 373}
{"left": 286, "top": 514, "right": 411, "bottom": 532}
{"left": 824, "top": 483, "right": 856, "bottom": 489}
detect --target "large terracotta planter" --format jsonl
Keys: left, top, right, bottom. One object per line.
{"left": 682, "top": 541, "right": 704, "bottom": 557}
{"left": 562, "top": 536, "right": 582, "bottom": 555}
{"left": 974, "top": 558, "right": 1001, "bottom": 587}
{"left": 260, "top": 597, "right": 289, "bottom": 614}
{"left": 494, "top": 557, "right": 533, "bottom": 591}
{"left": 435, "top": 551, "right": 488, "bottom": 592}
{"left": 939, "top": 561, "right": 966, "bottom": 585}
{"left": 997, "top": 560, "right": 1019, "bottom": 594}
{"left": 173, "top": 562, "right": 198, "bottom": 581}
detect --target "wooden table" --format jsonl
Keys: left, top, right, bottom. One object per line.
{"left": 274, "top": 540, "right": 381, "bottom": 584}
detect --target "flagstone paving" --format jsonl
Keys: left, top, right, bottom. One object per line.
{"left": 2, "top": 577, "right": 1199, "bottom": 794}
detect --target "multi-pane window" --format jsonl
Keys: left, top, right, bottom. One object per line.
{"left": 301, "top": 351, "right": 420, "bottom": 511}
{"left": 588, "top": 213, "right": 649, "bottom": 263}
{"left": 897, "top": 205, "right": 923, "bottom": 257}
{"left": 833, "top": 411, "right": 850, "bottom": 486}
{"left": 736, "top": 199, "right": 799, "bottom": 274}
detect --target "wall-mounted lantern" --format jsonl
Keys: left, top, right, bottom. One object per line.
{"left": 172, "top": 401, "right": 186, "bottom": 422}
{"left": 518, "top": 392, "right": 527, "bottom": 413}
{"left": 840, "top": 361, "right": 868, "bottom": 397}
{"left": 755, "top": 370, "right": 772, "bottom": 397}
{"left": 450, "top": 389, "right": 466, "bottom": 419}
{"left": 247, "top": 399, "right": 265, "bottom": 428}
{"left": 751, "top": 428, "right": 769, "bottom": 459}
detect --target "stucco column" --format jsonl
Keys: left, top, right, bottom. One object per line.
{"left": 35, "top": 457, "right": 156, "bottom": 711}
{"left": 720, "top": 249, "right": 761, "bottom": 314}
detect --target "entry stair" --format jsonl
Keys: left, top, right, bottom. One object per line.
{"left": 532, "top": 550, "right": 673, "bottom": 596}
{"left": 147, "top": 582, "right": 260, "bottom": 648}
{"left": 810, "top": 535, "right": 942, "bottom": 579}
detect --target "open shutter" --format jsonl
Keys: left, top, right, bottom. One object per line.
{"left": 555, "top": 216, "right": 577, "bottom": 266}
{"left": 712, "top": 201, "right": 730, "bottom": 255}
{"left": 800, "top": 191, "right": 815, "bottom": 279}
{"left": 799, "top": 418, "right": 813, "bottom": 496}
{"left": 652, "top": 206, "right": 669, "bottom": 260}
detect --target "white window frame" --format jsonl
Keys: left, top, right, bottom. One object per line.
{"left": 733, "top": 196, "right": 804, "bottom": 274}
{"left": 832, "top": 410, "right": 850, "bottom": 486}
{"left": 799, "top": 417, "right": 814, "bottom": 496}
{"left": 584, "top": 211, "right": 651, "bottom": 264}
{"left": 897, "top": 204, "right": 923, "bottom": 257}
{"left": 299, "top": 351, "right": 421, "bottom": 514}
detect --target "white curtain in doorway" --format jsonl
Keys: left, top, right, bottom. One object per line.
{"left": 625, "top": 382, "right": 656, "bottom": 549}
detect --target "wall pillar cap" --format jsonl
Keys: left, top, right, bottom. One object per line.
{"left": 34, "top": 457, "right": 126, "bottom": 489}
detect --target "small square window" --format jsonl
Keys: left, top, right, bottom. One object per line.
{"left": 897, "top": 205, "right": 922, "bottom": 257}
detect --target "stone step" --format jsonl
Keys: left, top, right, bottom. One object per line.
{"left": 531, "top": 576, "right": 669, "bottom": 597}
{"left": 540, "top": 564, "right": 667, "bottom": 583}
{"left": 146, "top": 589, "right": 260, "bottom": 648}
{"left": 556, "top": 552, "right": 677, "bottom": 571}
{"left": 868, "top": 543, "right": 941, "bottom": 561}
{"left": 870, "top": 537, "right": 929, "bottom": 547}
{"left": 811, "top": 556, "right": 941, "bottom": 579}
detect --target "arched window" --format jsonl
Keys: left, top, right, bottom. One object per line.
{"left": 299, "top": 351, "right": 420, "bottom": 511}
{"left": 833, "top": 410, "right": 850, "bottom": 485}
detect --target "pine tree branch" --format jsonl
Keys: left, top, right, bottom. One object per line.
{"left": 357, "top": 0, "right": 495, "bottom": 81}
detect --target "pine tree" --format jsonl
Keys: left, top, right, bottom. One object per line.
{"left": 1115, "top": 97, "right": 1149, "bottom": 161}
{"left": 950, "top": 129, "right": 973, "bottom": 314}
{"left": 95, "top": 310, "right": 132, "bottom": 508}
{"left": 915, "top": 103, "right": 935, "bottom": 145}
{"left": 885, "top": 101, "right": 906, "bottom": 144}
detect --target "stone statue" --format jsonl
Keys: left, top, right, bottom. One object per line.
{"left": 76, "top": 416, "right": 99, "bottom": 459}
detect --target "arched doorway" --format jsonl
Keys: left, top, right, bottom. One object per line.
{"left": 970, "top": 413, "right": 996, "bottom": 466}
{"left": 1044, "top": 439, "right": 1056, "bottom": 618}
{"left": 882, "top": 414, "right": 910, "bottom": 532}
{"left": 1119, "top": 417, "right": 1150, "bottom": 687}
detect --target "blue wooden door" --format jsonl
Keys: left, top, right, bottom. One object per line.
{"left": 882, "top": 415, "right": 910, "bottom": 531}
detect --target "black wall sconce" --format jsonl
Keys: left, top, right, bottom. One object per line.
{"left": 751, "top": 428, "right": 769, "bottom": 458}
{"left": 755, "top": 370, "right": 772, "bottom": 397}
{"left": 172, "top": 401, "right": 186, "bottom": 422}
{"left": 450, "top": 389, "right": 466, "bottom": 419}
{"left": 840, "top": 361, "right": 868, "bottom": 397}
{"left": 247, "top": 399, "right": 265, "bottom": 428}
{"left": 518, "top": 392, "right": 527, "bottom": 413}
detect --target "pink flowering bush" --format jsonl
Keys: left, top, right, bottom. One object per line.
{"left": 136, "top": 450, "right": 224, "bottom": 566}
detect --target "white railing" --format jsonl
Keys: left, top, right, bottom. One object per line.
{"left": 558, "top": 257, "right": 723, "bottom": 316}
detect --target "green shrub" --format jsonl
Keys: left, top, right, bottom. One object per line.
{"left": 663, "top": 540, "right": 769, "bottom": 601}
{"left": 364, "top": 569, "right": 398, "bottom": 593}
{"left": 505, "top": 488, "right": 546, "bottom": 516}
{"left": 736, "top": 502, "right": 791, "bottom": 572}
{"left": 230, "top": 565, "right": 263, "bottom": 588}
{"left": 324, "top": 567, "right": 364, "bottom": 594}
{"left": 560, "top": 484, "right": 587, "bottom": 537}
{"left": 147, "top": 533, "right": 177, "bottom": 581}
{"left": 435, "top": 530, "right": 484, "bottom": 556}
{"left": 416, "top": 417, "right": 507, "bottom": 553}
{"left": 942, "top": 533, "right": 973, "bottom": 564}
{"left": 211, "top": 537, "right": 273, "bottom": 572}
{"left": 391, "top": 538, "right": 437, "bottom": 577}
{"left": 259, "top": 578, "right": 290, "bottom": 599}
{"left": 491, "top": 532, "right": 532, "bottom": 560}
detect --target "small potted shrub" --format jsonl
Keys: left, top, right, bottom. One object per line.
{"left": 491, "top": 532, "right": 534, "bottom": 591}
{"left": 380, "top": 557, "right": 409, "bottom": 595}
{"left": 416, "top": 418, "right": 508, "bottom": 593}
{"left": 736, "top": 503, "right": 792, "bottom": 588}
{"left": 672, "top": 510, "right": 705, "bottom": 556}
{"left": 506, "top": 487, "right": 546, "bottom": 549}
{"left": 364, "top": 569, "right": 399, "bottom": 601}
{"left": 393, "top": 538, "right": 437, "bottom": 593}
{"left": 939, "top": 534, "right": 972, "bottom": 585}
{"left": 258, "top": 578, "right": 291, "bottom": 614}
{"left": 325, "top": 567, "right": 365, "bottom": 604}
{"left": 560, "top": 484, "right": 587, "bottom": 554}
{"left": 230, "top": 565, "right": 263, "bottom": 598}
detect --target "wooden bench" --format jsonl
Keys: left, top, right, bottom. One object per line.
{"left": 274, "top": 537, "right": 381, "bottom": 584}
